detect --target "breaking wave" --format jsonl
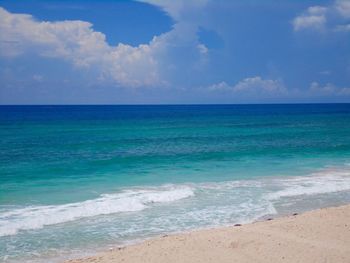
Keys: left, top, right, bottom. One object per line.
{"left": 0, "top": 186, "right": 194, "bottom": 237}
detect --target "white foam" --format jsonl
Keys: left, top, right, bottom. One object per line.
{"left": 0, "top": 186, "right": 194, "bottom": 237}
{"left": 267, "top": 169, "right": 350, "bottom": 200}
{"left": 2, "top": 167, "right": 350, "bottom": 238}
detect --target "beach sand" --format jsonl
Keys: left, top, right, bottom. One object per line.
{"left": 66, "top": 204, "right": 350, "bottom": 263}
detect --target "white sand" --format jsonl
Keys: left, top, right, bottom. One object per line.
{"left": 66, "top": 204, "right": 350, "bottom": 263}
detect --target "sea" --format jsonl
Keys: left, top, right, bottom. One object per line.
{"left": 1, "top": 104, "right": 350, "bottom": 262}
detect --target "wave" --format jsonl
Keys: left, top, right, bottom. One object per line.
{"left": 266, "top": 169, "right": 350, "bottom": 200}
{"left": 0, "top": 186, "right": 194, "bottom": 237}
{"left": 1, "top": 167, "right": 350, "bottom": 238}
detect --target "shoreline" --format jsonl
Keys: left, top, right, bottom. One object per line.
{"left": 65, "top": 204, "right": 350, "bottom": 263}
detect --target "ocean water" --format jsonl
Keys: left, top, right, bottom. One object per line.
{"left": 1, "top": 104, "right": 350, "bottom": 262}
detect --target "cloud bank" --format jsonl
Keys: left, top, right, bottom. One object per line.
{"left": 208, "top": 77, "right": 287, "bottom": 98}
{"left": 207, "top": 77, "right": 350, "bottom": 102}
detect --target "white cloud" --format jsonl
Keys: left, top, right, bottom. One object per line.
{"left": 335, "top": 0, "right": 350, "bottom": 18}
{"left": 197, "top": 44, "right": 208, "bottom": 54}
{"left": 310, "top": 81, "right": 336, "bottom": 93}
{"left": 0, "top": 8, "right": 108, "bottom": 60}
{"left": 293, "top": 0, "right": 350, "bottom": 32}
{"left": 208, "top": 79, "right": 350, "bottom": 101}
{"left": 137, "top": 0, "right": 208, "bottom": 22}
{"left": 0, "top": 7, "right": 163, "bottom": 88}
{"left": 208, "top": 81, "right": 230, "bottom": 91}
{"left": 293, "top": 6, "right": 327, "bottom": 31}
{"left": 309, "top": 81, "right": 350, "bottom": 96}
{"left": 233, "top": 77, "right": 286, "bottom": 93}
{"left": 209, "top": 77, "right": 287, "bottom": 97}
{"left": 135, "top": 0, "right": 210, "bottom": 84}
{"left": 0, "top": 4, "right": 209, "bottom": 88}
{"left": 308, "top": 6, "right": 328, "bottom": 15}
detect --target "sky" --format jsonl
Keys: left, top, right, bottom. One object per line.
{"left": 0, "top": 0, "right": 350, "bottom": 104}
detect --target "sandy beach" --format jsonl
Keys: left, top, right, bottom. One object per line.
{"left": 65, "top": 204, "right": 350, "bottom": 263}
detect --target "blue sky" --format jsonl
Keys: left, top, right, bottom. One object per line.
{"left": 0, "top": 0, "right": 349, "bottom": 104}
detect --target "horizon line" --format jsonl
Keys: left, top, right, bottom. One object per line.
{"left": 1, "top": 102, "right": 350, "bottom": 106}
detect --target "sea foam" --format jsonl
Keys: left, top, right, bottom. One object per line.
{"left": 0, "top": 186, "right": 194, "bottom": 237}
{"left": 266, "top": 169, "right": 350, "bottom": 200}
{"left": 1, "top": 167, "right": 350, "bottom": 238}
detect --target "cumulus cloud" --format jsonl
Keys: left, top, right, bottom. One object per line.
{"left": 0, "top": 7, "right": 163, "bottom": 87}
{"left": 0, "top": 4, "right": 209, "bottom": 88}
{"left": 208, "top": 77, "right": 287, "bottom": 97}
{"left": 293, "top": 6, "right": 327, "bottom": 31}
{"left": 293, "top": 0, "right": 350, "bottom": 32}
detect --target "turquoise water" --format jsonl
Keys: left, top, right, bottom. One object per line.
{"left": 1, "top": 104, "right": 350, "bottom": 262}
